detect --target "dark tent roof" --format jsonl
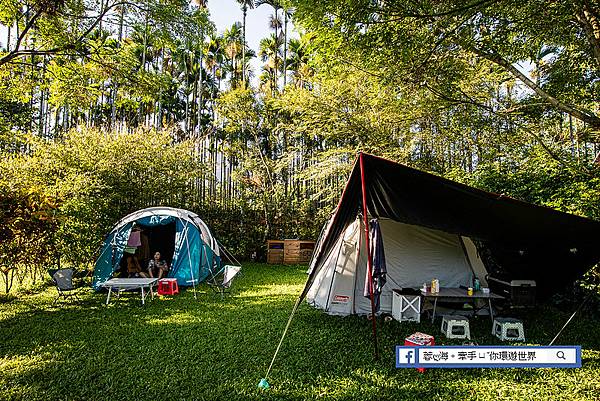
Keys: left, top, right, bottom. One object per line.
{"left": 302, "top": 153, "right": 600, "bottom": 300}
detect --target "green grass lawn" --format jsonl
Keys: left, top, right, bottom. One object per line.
{"left": 1, "top": 263, "right": 599, "bottom": 400}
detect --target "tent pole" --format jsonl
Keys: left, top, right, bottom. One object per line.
{"left": 215, "top": 239, "right": 243, "bottom": 267}
{"left": 359, "top": 152, "right": 379, "bottom": 360}
{"left": 181, "top": 220, "right": 197, "bottom": 300}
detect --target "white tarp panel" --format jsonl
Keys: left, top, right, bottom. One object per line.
{"left": 461, "top": 236, "right": 489, "bottom": 286}
{"left": 327, "top": 222, "right": 360, "bottom": 315}
{"left": 306, "top": 220, "right": 360, "bottom": 314}
{"left": 307, "top": 218, "right": 476, "bottom": 316}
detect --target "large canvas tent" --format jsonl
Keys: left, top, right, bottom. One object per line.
{"left": 304, "top": 153, "right": 600, "bottom": 316}
{"left": 93, "top": 207, "right": 221, "bottom": 289}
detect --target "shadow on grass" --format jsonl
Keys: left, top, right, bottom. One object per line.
{"left": 1, "top": 263, "right": 599, "bottom": 400}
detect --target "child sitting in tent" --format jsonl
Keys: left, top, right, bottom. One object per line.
{"left": 126, "top": 255, "right": 148, "bottom": 278}
{"left": 147, "top": 251, "right": 169, "bottom": 279}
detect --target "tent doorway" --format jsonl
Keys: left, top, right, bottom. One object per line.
{"left": 139, "top": 222, "right": 176, "bottom": 266}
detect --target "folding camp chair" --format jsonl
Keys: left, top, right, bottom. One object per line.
{"left": 48, "top": 268, "right": 82, "bottom": 304}
{"left": 207, "top": 265, "right": 241, "bottom": 299}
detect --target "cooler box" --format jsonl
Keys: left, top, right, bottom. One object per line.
{"left": 488, "top": 277, "right": 536, "bottom": 308}
{"left": 405, "top": 332, "right": 435, "bottom": 373}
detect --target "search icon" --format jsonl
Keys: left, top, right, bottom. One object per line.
{"left": 556, "top": 351, "right": 566, "bottom": 360}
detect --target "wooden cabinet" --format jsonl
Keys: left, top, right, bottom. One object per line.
{"left": 267, "top": 239, "right": 315, "bottom": 264}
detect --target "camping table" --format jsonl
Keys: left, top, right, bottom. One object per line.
{"left": 101, "top": 278, "right": 159, "bottom": 305}
{"left": 421, "top": 287, "right": 504, "bottom": 324}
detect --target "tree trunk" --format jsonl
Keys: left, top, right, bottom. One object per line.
{"left": 575, "top": 3, "right": 600, "bottom": 68}
{"left": 99, "top": 0, "right": 105, "bottom": 32}
{"left": 283, "top": 9, "right": 288, "bottom": 88}
{"left": 471, "top": 46, "right": 600, "bottom": 129}
{"left": 38, "top": 56, "right": 47, "bottom": 137}
{"left": 272, "top": 6, "right": 279, "bottom": 91}
{"left": 192, "top": 79, "right": 198, "bottom": 137}
{"left": 2, "top": 269, "right": 15, "bottom": 294}
{"left": 198, "top": 46, "right": 204, "bottom": 136}
{"left": 242, "top": 6, "right": 247, "bottom": 87}
{"left": 112, "top": 5, "right": 126, "bottom": 128}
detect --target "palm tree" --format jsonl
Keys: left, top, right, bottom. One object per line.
{"left": 223, "top": 23, "right": 244, "bottom": 89}
{"left": 269, "top": 13, "right": 283, "bottom": 38}
{"left": 281, "top": 7, "right": 294, "bottom": 88}
{"left": 205, "top": 35, "right": 225, "bottom": 108}
{"left": 256, "top": 0, "right": 282, "bottom": 35}
{"left": 256, "top": 0, "right": 282, "bottom": 88}
{"left": 130, "top": 24, "right": 163, "bottom": 126}
{"left": 269, "top": 13, "right": 283, "bottom": 88}
{"left": 287, "top": 37, "right": 312, "bottom": 89}
{"left": 241, "top": 48, "right": 256, "bottom": 83}
{"left": 236, "top": 0, "right": 255, "bottom": 88}
{"left": 259, "top": 33, "right": 282, "bottom": 95}
{"left": 172, "top": 41, "right": 192, "bottom": 134}
{"left": 225, "top": 48, "right": 256, "bottom": 90}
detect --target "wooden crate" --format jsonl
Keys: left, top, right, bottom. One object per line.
{"left": 267, "top": 239, "right": 316, "bottom": 264}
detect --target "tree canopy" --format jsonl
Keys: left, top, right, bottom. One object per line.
{"left": 287, "top": 0, "right": 600, "bottom": 130}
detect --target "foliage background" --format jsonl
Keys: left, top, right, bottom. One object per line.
{"left": 1, "top": 0, "right": 599, "bottom": 294}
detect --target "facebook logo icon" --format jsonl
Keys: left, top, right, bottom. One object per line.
{"left": 397, "top": 347, "right": 418, "bottom": 367}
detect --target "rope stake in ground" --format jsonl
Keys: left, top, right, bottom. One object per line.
{"left": 259, "top": 296, "right": 303, "bottom": 389}
{"left": 549, "top": 288, "right": 597, "bottom": 346}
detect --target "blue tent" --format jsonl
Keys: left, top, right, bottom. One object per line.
{"left": 93, "top": 207, "right": 221, "bottom": 290}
